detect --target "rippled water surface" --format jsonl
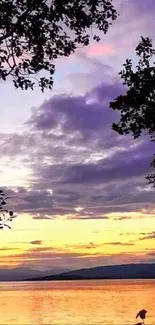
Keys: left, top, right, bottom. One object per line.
{"left": 0, "top": 279, "right": 154, "bottom": 324}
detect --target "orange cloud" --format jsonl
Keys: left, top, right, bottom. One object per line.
{"left": 88, "top": 43, "right": 115, "bottom": 56}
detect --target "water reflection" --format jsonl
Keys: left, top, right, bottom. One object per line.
{"left": 0, "top": 279, "right": 154, "bottom": 324}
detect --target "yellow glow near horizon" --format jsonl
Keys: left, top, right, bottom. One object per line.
{"left": 0, "top": 210, "right": 155, "bottom": 269}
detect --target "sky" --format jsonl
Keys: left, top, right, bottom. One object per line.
{"left": 0, "top": 0, "right": 155, "bottom": 273}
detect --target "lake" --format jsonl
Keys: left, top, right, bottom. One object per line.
{"left": 0, "top": 279, "right": 154, "bottom": 324}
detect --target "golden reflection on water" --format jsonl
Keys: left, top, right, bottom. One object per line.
{"left": 0, "top": 279, "right": 154, "bottom": 324}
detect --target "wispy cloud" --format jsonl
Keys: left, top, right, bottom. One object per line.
{"left": 87, "top": 44, "right": 115, "bottom": 57}
{"left": 106, "top": 242, "right": 134, "bottom": 246}
{"left": 139, "top": 232, "right": 155, "bottom": 241}
{"left": 30, "top": 240, "right": 42, "bottom": 245}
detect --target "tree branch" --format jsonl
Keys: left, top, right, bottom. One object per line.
{"left": 0, "top": 7, "right": 32, "bottom": 42}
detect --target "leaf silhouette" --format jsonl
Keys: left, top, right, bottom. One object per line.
{"left": 0, "top": 190, "right": 17, "bottom": 229}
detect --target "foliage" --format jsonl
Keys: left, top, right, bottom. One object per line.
{"left": 110, "top": 37, "right": 155, "bottom": 185}
{"left": 0, "top": 0, "right": 117, "bottom": 91}
{"left": 0, "top": 189, "right": 17, "bottom": 229}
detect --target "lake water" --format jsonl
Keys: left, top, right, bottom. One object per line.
{"left": 0, "top": 279, "right": 154, "bottom": 324}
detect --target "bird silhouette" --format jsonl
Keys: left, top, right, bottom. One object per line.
{"left": 135, "top": 309, "right": 147, "bottom": 325}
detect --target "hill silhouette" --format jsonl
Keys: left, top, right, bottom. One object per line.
{"left": 24, "top": 263, "right": 155, "bottom": 281}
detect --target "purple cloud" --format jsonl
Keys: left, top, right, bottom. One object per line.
{"left": 1, "top": 77, "right": 154, "bottom": 218}
{"left": 28, "top": 81, "right": 123, "bottom": 139}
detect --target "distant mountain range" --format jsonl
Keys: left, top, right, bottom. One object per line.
{"left": 24, "top": 263, "right": 155, "bottom": 281}
{"left": 0, "top": 267, "right": 69, "bottom": 281}
{"left": 0, "top": 263, "right": 155, "bottom": 281}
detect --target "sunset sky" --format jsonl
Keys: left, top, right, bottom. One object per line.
{"left": 0, "top": 0, "right": 155, "bottom": 273}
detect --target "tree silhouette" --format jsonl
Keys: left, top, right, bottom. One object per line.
{"left": 0, "top": 189, "right": 17, "bottom": 229}
{"left": 110, "top": 37, "right": 155, "bottom": 186}
{"left": 0, "top": 0, "right": 117, "bottom": 91}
